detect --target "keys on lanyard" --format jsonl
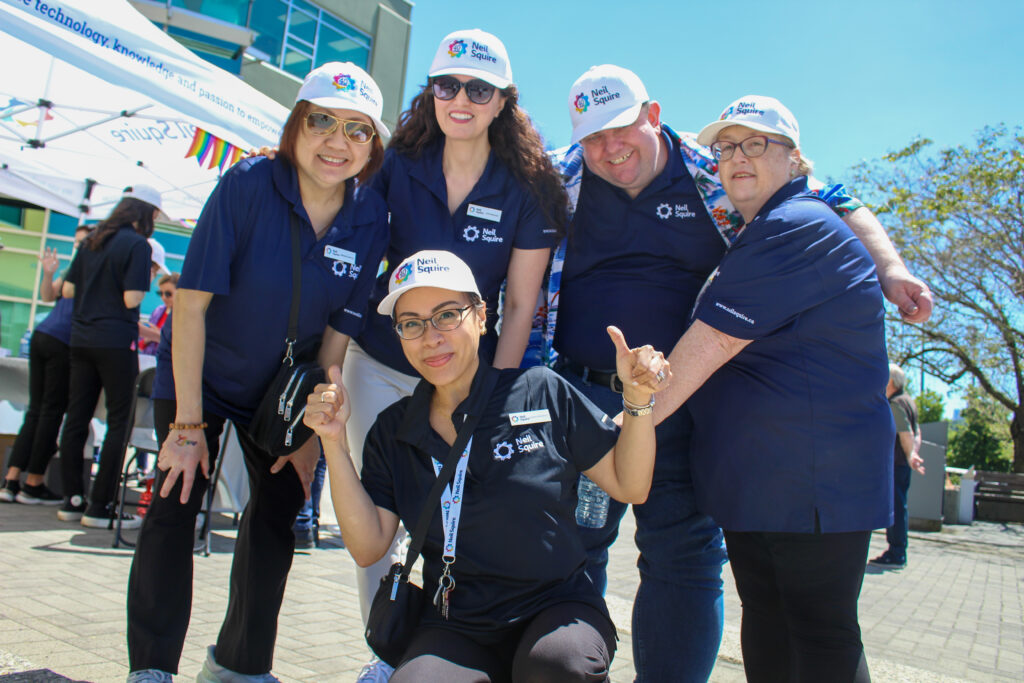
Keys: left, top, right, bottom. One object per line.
{"left": 432, "top": 557, "right": 456, "bottom": 619}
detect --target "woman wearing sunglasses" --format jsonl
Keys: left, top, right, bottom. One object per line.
{"left": 125, "top": 63, "right": 390, "bottom": 683}
{"left": 343, "top": 32, "right": 566, "bottom": 675}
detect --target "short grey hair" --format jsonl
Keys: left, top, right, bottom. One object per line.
{"left": 888, "top": 363, "right": 907, "bottom": 392}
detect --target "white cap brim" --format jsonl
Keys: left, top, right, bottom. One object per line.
{"left": 428, "top": 66, "right": 512, "bottom": 90}
{"left": 570, "top": 101, "right": 644, "bottom": 145}
{"left": 304, "top": 96, "right": 391, "bottom": 139}
{"left": 696, "top": 119, "right": 795, "bottom": 147}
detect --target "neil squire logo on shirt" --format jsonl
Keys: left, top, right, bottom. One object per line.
{"left": 656, "top": 203, "right": 697, "bottom": 220}
{"left": 714, "top": 301, "right": 755, "bottom": 325}
{"left": 492, "top": 433, "right": 545, "bottom": 461}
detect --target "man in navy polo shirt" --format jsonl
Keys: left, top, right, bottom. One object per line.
{"left": 544, "top": 65, "right": 933, "bottom": 682}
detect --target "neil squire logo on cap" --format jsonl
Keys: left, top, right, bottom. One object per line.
{"left": 721, "top": 101, "right": 766, "bottom": 120}
{"left": 333, "top": 74, "right": 355, "bottom": 91}
{"left": 394, "top": 255, "right": 452, "bottom": 286}
{"left": 448, "top": 39, "right": 467, "bottom": 57}
{"left": 449, "top": 38, "right": 499, "bottom": 65}
{"left": 573, "top": 93, "right": 589, "bottom": 114}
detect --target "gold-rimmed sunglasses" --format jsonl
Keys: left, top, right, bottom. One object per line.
{"left": 305, "top": 112, "right": 376, "bottom": 144}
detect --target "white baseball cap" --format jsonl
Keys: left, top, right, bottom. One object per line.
{"left": 428, "top": 29, "right": 513, "bottom": 89}
{"left": 377, "top": 250, "right": 482, "bottom": 317}
{"left": 568, "top": 65, "right": 650, "bottom": 144}
{"left": 121, "top": 184, "right": 162, "bottom": 211}
{"left": 295, "top": 62, "right": 390, "bottom": 138}
{"left": 147, "top": 237, "right": 170, "bottom": 275}
{"left": 696, "top": 95, "right": 800, "bottom": 147}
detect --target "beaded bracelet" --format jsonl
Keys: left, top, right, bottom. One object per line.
{"left": 168, "top": 422, "right": 208, "bottom": 431}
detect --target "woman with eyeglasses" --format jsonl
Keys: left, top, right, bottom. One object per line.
{"left": 650, "top": 96, "right": 893, "bottom": 682}
{"left": 138, "top": 272, "right": 177, "bottom": 355}
{"left": 125, "top": 63, "right": 390, "bottom": 682}
{"left": 342, "top": 33, "right": 566, "bottom": 675}
{"left": 306, "top": 250, "right": 668, "bottom": 681}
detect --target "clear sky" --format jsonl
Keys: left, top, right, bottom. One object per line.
{"left": 401, "top": 0, "right": 1023, "bottom": 183}
{"left": 399, "top": 0, "right": 1021, "bottom": 413}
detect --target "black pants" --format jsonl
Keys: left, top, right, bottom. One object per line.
{"left": 58, "top": 346, "right": 137, "bottom": 508}
{"left": 7, "top": 331, "right": 69, "bottom": 476}
{"left": 126, "top": 398, "right": 306, "bottom": 675}
{"left": 724, "top": 529, "right": 872, "bottom": 683}
{"left": 390, "top": 602, "right": 616, "bottom": 683}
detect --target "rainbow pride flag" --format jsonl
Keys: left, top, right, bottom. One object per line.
{"left": 185, "top": 127, "right": 244, "bottom": 171}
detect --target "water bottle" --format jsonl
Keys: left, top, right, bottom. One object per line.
{"left": 575, "top": 474, "right": 610, "bottom": 528}
{"left": 18, "top": 329, "right": 32, "bottom": 358}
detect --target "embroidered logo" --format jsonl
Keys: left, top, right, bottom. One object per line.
{"left": 573, "top": 93, "right": 589, "bottom": 114}
{"left": 448, "top": 39, "right": 467, "bottom": 58}
{"left": 394, "top": 262, "right": 413, "bottom": 284}
{"left": 492, "top": 441, "right": 514, "bottom": 461}
{"left": 656, "top": 203, "right": 672, "bottom": 219}
{"left": 462, "top": 225, "right": 480, "bottom": 242}
{"left": 333, "top": 74, "right": 356, "bottom": 91}
{"left": 331, "top": 261, "right": 349, "bottom": 278}
{"left": 347, "top": 263, "right": 361, "bottom": 280}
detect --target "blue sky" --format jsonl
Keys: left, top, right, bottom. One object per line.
{"left": 400, "top": 0, "right": 1022, "bottom": 413}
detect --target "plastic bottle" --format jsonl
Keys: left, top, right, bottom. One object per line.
{"left": 18, "top": 329, "right": 32, "bottom": 358}
{"left": 575, "top": 474, "right": 610, "bottom": 528}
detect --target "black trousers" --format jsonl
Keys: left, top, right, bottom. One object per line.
{"left": 723, "top": 529, "right": 872, "bottom": 683}
{"left": 390, "top": 601, "right": 617, "bottom": 683}
{"left": 58, "top": 346, "right": 137, "bottom": 507}
{"left": 126, "top": 398, "right": 306, "bottom": 675}
{"left": 7, "top": 331, "right": 70, "bottom": 476}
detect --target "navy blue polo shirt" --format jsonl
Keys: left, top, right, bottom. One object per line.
{"left": 687, "top": 177, "right": 894, "bottom": 533}
{"left": 556, "top": 128, "right": 727, "bottom": 370}
{"left": 152, "top": 311, "right": 174, "bottom": 401}
{"left": 66, "top": 226, "right": 152, "bottom": 348}
{"left": 358, "top": 143, "right": 558, "bottom": 376}
{"left": 175, "top": 156, "right": 389, "bottom": 424}
{"left": 35, "top": 295, "right": 74, "bottom": 346}
{"left": 361, "top": 365, "right": 618, "bottom": 635}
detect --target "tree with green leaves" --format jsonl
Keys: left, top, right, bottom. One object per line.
{"left": 916, "top": 389, "right": 945, "bottom": 424}
{"left": 852, "top": 125, "right": 1023, "bottom": 472}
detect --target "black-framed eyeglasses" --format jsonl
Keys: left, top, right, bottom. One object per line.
{"left": 305, "top": 112, "right": 376, "bottom": 144}
{"left": 710, "top": 135, "right": 794, "bottom": 162}
{"left": 394, "top": 306, "right": 474, "bottom": 340}
{"left": 430, "top": 76, "right": 497, "bottom": 105}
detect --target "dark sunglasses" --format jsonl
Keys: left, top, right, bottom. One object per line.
{"left": 305, "top": 112, "right": 376, "bottom": 144}
{"left": 430, "top": 76, "right": 497, "bottom": 105}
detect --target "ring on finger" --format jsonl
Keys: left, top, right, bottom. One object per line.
{"left": 656, "top": 369, "right": 666, "bottom": 383}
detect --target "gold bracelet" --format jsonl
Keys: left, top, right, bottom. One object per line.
{"left": 622, "top": 395, "right": 654, "bottom": 417}
{"left": 168, "top": 422, "right": 208, "bottom": 431}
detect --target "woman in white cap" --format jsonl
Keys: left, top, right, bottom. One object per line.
{"left": 344, "top": 32, "right": 566, "bottom": 672}
{"left": 56, "top": 186, "right": 160, "bottom": 528}
{"left": 649, "top": 96, "right": 893, "bottom": 682}
{"left": 125, "top": 63, "right": 390, "bottom": 683}
{"left": 306, "top": 250, "right": 669, "bottom": 682}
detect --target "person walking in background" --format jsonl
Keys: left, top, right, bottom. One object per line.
{"left": 0, "top": 226, "right": 91, "bottom": 505}
{"left": 57, "top": 188, "right": 159, "bottom": 528}
{"left": 871, "top": 363, "right": 926, "bottom": 568}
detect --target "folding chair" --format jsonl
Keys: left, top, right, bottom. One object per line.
{"left": 112, "top": 368, "right": 158, "bottom": 548}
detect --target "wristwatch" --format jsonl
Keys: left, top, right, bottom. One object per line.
{"left": 622, "top": 395, "right": 654, "bottom": 417}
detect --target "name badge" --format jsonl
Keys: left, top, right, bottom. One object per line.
{"left": 467, "top": 204, "right": 502, "bottom": 223}
{"left": 509, "top": 409, "right": 551, "bottom": 426}
{"left": 324, "top": 246, "right": 356, "bottom": 264}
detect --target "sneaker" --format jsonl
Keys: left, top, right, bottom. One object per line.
{"left": 82, "top": 509, "right": 143, "bottom": 530}
{"left": 196, "top": 645, "right": 281, "bottom": 683}
{"left": 293, "top": 527, "right": 314, "bottom": 550}
{"left": 57, "top": 495, "right": 87, "bottom": 521}
{"left": 127, "top": 670, "right": 174, "bottom": 682}
{"left": 0, "top": 479, "right": 20, "bottom": 503}
{"left": 16, "top": 483, "right": 63, "bottom": 505}
{"left": 869, "top": 552, "right": 906, "bottom": 568}
{"left": 356, "top": 658, "right": 394, "bottom": 683}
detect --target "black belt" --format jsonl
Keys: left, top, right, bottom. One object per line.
{"left": 559, "top": 358, "right": 623, "bottom": 393}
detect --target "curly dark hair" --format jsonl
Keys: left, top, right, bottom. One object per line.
{"left": 388, "top": 82, "right": 568, "bottom": 237}
{"left": 86, "top": 196, "right": 155, "bottom": 250}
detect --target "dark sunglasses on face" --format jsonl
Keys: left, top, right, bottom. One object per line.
{"left": 430, "top": 76, "right": 497, "bottom": 105}
{"left": 159, "top": 290, "right": 174, "bottom": 298}
{"left": 305, "top": 112, "right": 376, "bottom": 144}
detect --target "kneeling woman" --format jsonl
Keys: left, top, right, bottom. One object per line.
{"left": 305, "top": 251, "right": 669, "bottom": 682}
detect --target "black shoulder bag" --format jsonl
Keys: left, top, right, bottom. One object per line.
{"left": 247, "top": 213, "right": 325, "bottom": 458}
{"left": 365, "top": 368, "right": 499, "bottom": 667}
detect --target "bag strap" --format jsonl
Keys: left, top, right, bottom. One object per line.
{"left": 283, "top": 212, "right": 302, "bottom": 367}
{"left": 399, "top": 367, "right": 500, "bottom": 578}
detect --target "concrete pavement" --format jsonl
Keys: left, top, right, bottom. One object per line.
{"left": 1, "top": 491, "right": 1022, "bottom": 682}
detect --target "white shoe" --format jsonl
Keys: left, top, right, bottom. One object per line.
{"left": 195, "top": 645, "right": 281, "bottom": 682}
{"left": 82, "top": 511, "right": 143, "bottom": 529}
{"left": 356, "top": 658, "right": 394, "bottom": 683}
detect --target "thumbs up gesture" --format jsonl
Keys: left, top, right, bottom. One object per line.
{"left": 607, "top": 325, "right": 671, "bottom": 407}
{"left": 303, "top": 364, "right": 351, "bottom": 443}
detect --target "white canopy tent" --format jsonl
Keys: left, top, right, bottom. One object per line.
{"left": 0, "top": 0, "right": 289, "bottom": 223}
